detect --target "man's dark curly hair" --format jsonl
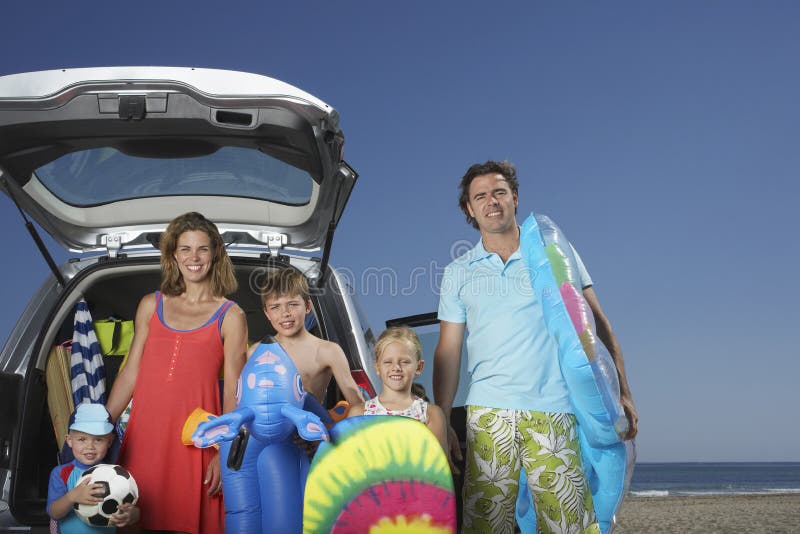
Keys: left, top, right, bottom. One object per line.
{"left": 458, "top": 160, "right": 519, "bottom": 229}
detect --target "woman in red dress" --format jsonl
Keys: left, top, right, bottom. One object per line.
{"left": 107, "top": 212, "right": 248, "bottom": 533}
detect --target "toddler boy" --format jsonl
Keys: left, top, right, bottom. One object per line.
{"left": 47, "top": 403, "right": 139, "bottom": 533}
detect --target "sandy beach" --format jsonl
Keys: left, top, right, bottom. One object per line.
{"left": 613, "top": 493, "right": 800, "bottom": 533}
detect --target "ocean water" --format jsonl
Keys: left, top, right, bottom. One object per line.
{"left": 628, "top": 462, "right": 800, "bottom": 497}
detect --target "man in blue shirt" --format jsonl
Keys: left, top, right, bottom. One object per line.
{"left": 434, "top": 160, "right": 637, "bottom": 534}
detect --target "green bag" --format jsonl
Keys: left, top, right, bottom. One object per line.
{"left": 94, "top": 318, "right": 134, "bottom": 356}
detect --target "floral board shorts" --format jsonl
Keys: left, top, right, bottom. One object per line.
{"left": 462, "top": 406, "right": 601, "bottom": 534}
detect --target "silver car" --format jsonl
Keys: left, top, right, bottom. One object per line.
{"left": 0, "top": 67, "right": 380, "bottom": 529}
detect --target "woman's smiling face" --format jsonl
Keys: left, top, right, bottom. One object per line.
{"left": 174, "top": 230, "right": 213, "bottom": 283}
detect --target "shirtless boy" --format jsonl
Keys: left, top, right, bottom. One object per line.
{"left": 214, "top": 268, "right": 362, "bottom": 532}
{"left": 259, "top": 268, "right": 363, "bottom": 407}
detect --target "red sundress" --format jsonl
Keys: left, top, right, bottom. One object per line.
{"left": 118, "top": 292, "right": 231, "bottom": 533}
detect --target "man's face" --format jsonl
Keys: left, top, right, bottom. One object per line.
{"left": 466, "top": 173, "right": 518, "bottom": 234}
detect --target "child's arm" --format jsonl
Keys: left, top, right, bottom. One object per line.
{"left": 346, "top": 402, "right": 365, "bottom": 418}
{"left": 321, "top": 342, "right": 364, "bottom": 406}
{"left": 426, "top": 403, "right": 450, "bottom": 456}
{"left": 48, "top": 478, "right": 104, "bottom": 520}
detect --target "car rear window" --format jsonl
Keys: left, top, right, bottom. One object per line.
{"left": 35, "top": 146, "right": 313, "bottom": 207}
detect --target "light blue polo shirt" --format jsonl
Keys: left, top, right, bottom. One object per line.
{"left": 438, "top": 239, "right": 591, "bottom": 412}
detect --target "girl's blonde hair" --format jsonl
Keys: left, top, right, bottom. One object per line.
{"left": 159, "top": 212, "right": 237, "bottom": 297}
{"left": 374, "top": 326, "right": 422, "bottom": 362}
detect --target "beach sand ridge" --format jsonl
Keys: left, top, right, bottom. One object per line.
{"left": 613, "top": 493, "right": 800, "bottom": 533}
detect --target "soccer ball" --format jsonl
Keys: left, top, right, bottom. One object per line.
{"left": 73, "top": 464, "right": 138, "bottom": 527}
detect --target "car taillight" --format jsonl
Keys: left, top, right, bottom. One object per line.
{"left": 351, "top": 369, "right": 376, "bottom": 399}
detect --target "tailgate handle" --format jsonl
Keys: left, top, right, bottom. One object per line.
{"left": 119, "top": 95, "right": 146, "bottom": 120}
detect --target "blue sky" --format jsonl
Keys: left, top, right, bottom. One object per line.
{"left": 1, "top": 1, "right": 798, "bottom": 462}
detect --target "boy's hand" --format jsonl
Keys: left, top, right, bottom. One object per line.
{"left": 69, "top": 478, "right": 105, "bottom": 505}
{"left": 292, "top": 431, "right": 319, "bottom": 459}
{"left": 109, "top": 503, "right": 140, "bottom": 527}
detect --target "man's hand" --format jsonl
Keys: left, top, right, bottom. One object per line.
{"left": 205, "top": 451, "right": 222, "bottom": 496}
{"left": 621, "top": 396, "right": 639, "bottom": 440}
{"left": 446, "top": 424, "right": 462, "bottom": 475}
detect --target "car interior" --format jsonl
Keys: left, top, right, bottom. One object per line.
{"left": 15, "top": 257, "right": 363, "bottom": 525}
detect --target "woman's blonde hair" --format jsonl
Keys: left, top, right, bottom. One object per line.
{"left": 374, "top": 326, "right": 422, "bottom": 362}
{"left": 159, "top": 212, "right": 237, "bottom": 297}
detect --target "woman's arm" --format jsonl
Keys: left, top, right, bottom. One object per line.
{"left": 205, "top": 303, "right": 247, "bottom": 497}
{"left": 106, "top": 294, "right": 155, "bottom": 422}
{"left": 220, "top": 304, "right": 248, "bottom": 414}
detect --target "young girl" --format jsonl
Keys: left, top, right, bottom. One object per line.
{"left": 106, "top": 212, "right": 247, "bottom": 534}
{"left": 348, "top": 326, "right": 448, "bottom": 452}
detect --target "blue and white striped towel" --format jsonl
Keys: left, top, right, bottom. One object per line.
{"left": 70, "top": 298, "right": 106, "bottom": 405}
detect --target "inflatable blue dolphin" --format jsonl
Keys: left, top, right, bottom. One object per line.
{"left": 192, "top": 336, "right": 331, "bottom": 533}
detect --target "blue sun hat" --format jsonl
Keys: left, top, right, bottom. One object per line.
{"left": 70, "top": 403, "right": 114, "bottom": 435}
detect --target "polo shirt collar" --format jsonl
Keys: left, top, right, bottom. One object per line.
{"left": 468, "top": 233, "right": 523, "bottom": 265}
{"left": 467, "top": 239, "right": 493, "bottom": 264}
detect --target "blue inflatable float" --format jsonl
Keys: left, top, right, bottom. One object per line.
{"left": 191, "top": 337, "right": 331, "bottom": 533}
{"left": 517, "top": 213, "right": 635, "bottom": 534}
